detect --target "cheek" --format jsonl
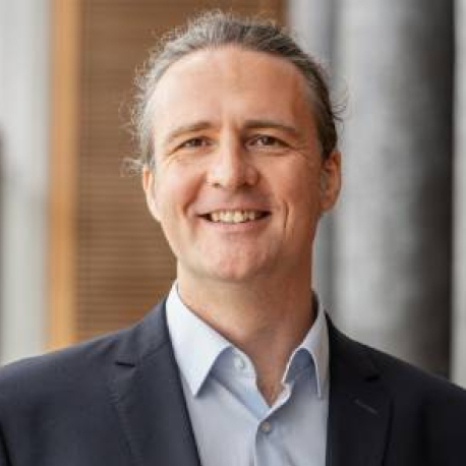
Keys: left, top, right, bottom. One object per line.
{"left": 288, "top": 182, "right": 323, "bottom": 243}
{"left": 154, "top": 166, "right": 200, "bottom": 219}
{"left": 281, "top": 165, "right": 322, "bottom": 211}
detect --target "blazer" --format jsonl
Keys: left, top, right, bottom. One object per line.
{"left": 0, "top": 300, "right": 465, "bottom": 466}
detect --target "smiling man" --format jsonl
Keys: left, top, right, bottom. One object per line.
{"left": 0, "top": 11, "right": 466, "bottom": 466}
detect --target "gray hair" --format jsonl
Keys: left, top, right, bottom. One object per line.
{"left": 131, "top": 10, "right": 339, "bottom": 170}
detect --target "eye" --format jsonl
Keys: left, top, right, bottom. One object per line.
{"left": 247, "top": 134, "right": 290, "bottom": 155}
{"left": 178, "top": 137, "right": 211, "bottom": 149}
{"left": 251, "top": 135, "right": 286, "bottom": 147}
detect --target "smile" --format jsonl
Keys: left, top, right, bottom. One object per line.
{"left": 204, "top": 210, "right": 269, "bottom": 224}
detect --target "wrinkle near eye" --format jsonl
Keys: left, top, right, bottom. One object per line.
{"left": 295, "top": 146, "right": 322, "bottom": 169}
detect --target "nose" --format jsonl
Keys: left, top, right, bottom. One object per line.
{"left": 206, "top": 139, "right": 259, "bottom": 190}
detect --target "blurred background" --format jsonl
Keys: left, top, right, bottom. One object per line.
{"left": 0, "top": 0, "right": 465, "bottom": 387}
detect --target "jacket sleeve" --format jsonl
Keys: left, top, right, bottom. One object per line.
{"left": 0, "top": 427, "right": 11, "bottom": 466}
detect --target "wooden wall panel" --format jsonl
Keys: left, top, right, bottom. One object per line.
{"left": 49, "top": 0, "right": 81, "bottom": 347}
{"left": 50, "top": 0, "right": 284, "bottom": 346}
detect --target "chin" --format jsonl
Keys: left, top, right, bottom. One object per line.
{"left": 204, "top": 258, "right": 273, "bottom": 284}
{"left": 205, "top": 266, "right": 255, "bottom": 283}
{"left": 212, "top": 271, "right": 257, "bottom": 283}
{"left": 180, "top": 249, "right": 277, "bottom": 284}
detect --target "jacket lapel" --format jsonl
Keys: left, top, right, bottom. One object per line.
{"left": 108, "top": 302, "right": 201, "bottom": 466}
{"left": 326, "top": 320, "right": 391, "bottom": 466}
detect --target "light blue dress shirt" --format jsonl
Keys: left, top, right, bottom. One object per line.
{"left": 166, "top": 284, "right": 329, "bottom": 466}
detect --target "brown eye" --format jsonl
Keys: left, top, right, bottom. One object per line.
{"left": 248, "top": 135, "right": 289, "bottom": 153}
{"left": 252, "top": 135, "right": 285, "bottom": 147}
{"left": 180, "top": 137, "right": 210, "bottom": 148}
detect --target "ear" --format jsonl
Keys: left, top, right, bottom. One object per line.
{"left": 320, "top": 150, "right": 341, "bottom": 212}
{"left": 142, "top": 166, "right": 160, "bottom": 222}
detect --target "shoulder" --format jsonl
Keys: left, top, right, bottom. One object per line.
{"left": 0, "top": 326, "right": 127, "bottom": 406}
{"left": 360, "top": 340, "right": 466, "bottom": 457}
{"left": 0, "top": 301, "right": 167, "bottom": 408}
{"left": 328, "top": 319, "right": 466, "bottom": 404}
{"left": 328, "top": 320, "right": 466, "bottom": 461}
{"left": 365, "top": 341, "right": 466, "bottom": 401}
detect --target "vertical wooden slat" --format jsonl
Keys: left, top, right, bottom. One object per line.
{"left": 48, "top": 0, "right": 82, "bottom": 349}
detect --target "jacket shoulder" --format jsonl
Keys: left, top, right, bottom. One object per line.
{"left": 363, "top": 342, "right": 466, "bottom": 400}
{"left": 333, "top": 326, "right": 466, "bottom": 436}
{"left": 329, "top": 322, "right": 466, "bottom": 463}
{"left": 0, "top": 301, "right": 167, "bottom": 405}
{"left": 329, "top": 319, "right": 466, "bottom": 401}
{"left": 0, "top": 326, "right": 128, "bottom": 402}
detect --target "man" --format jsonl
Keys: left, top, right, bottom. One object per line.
{"left": 0, "top": 11, "right": 465, "bottom": 466}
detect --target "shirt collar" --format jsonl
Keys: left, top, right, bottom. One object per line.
{"left": 282, "top": 294, "right": 329, "bottom": 398}
{"left": 166, "top": 283, "right": 231, "bottom": 396}
{"left": 166, "top": 283, "right": 329, "bottom": 398}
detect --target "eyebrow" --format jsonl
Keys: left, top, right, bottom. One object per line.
{"left": 163, "top": 121, "right": 213, "bottom": 146}
{"left": 162, "top": 118, "right": 302, "bottom": 146}
{"left": 242, "top": 119, "right": 301, "bottom": 138}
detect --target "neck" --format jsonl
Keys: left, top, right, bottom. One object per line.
{"left": 177, "top": 268, "right": 316, "bottom": 404}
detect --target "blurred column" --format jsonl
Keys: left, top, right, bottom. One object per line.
{"left": 334, "top": 0, "right": 454, "bottom": 374}
{"left": 287, "top": 0, "right": 334, "bottom": 61}
{"left": 287, "top": 0, "right": 337, "bottom": 311}
{"left": 0, "top": 0, "right": 49, "bottom": 363}
{"left": 453, "top": 0, "right": 466, "bottom": 387}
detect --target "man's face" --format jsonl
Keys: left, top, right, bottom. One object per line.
{"left": 143, "top": 46, "right": 340, "bottom": 285}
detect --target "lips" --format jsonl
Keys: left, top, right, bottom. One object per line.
{"left": 202, "top": 209, "right": 269, "bottom": 224}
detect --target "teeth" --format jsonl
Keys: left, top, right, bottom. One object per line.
{"left": 233, "top": 211, "right": 242, "bottom": 223}
{"left": 208, "top": 210, "right": 262, "bottom": 223}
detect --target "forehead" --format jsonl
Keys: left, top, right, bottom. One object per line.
{"left": 149, "top": 46, "right": 315, "bottom": 138}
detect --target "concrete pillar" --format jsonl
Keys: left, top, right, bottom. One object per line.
{"left": 0, "top": 0, "right": 50, "bottom": 363}
{"left": 287, "top": 0, "right": 337, "bottom": 311}
{"left": 334, "top": 0, "right": 454, "bottom": 375}
{"left": 452, "top": 0, "right": 466, "bottom": 387}
{"left": 287, "top": 0, "right": 334, "bottom": 62}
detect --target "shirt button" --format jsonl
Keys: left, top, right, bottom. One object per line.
{"left": 260, "top": 421, "right": 273, "bottom": 434}
{"left": 233, "top": 356, "right": 246, "bottom": 370}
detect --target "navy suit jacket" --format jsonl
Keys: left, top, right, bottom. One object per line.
{"left": 0, "top": 300, "right": 466, "bottom": 465}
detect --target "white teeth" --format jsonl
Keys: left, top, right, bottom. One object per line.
{"left": 208, "top": 210, "right": 262, "bottom": 223}
{"left": 233, "top": 211, "right": 242, "bottom": 223}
